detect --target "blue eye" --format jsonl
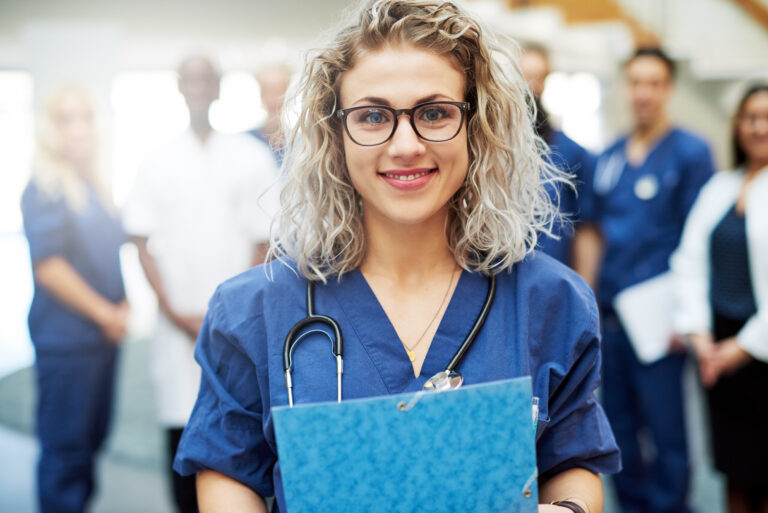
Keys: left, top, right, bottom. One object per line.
{"left": 367, "top": 111, "right": 384, "bottom": 123}
{"left": 356, "top": 108, "right": 390, "bottom": 125}
{"left": 422, "top": 108, "right": 444, "bottom": 121}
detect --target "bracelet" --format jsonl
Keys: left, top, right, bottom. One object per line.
{"left": 551, "top": 500, "right": 586, "bottom": 513}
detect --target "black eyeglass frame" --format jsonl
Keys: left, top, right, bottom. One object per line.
{"left": 335, "top": 100, "right": 471, "bottom": 146}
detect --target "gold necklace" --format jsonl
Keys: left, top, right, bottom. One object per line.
{"left": 402, "top": 266, "right": 460, "bottom": 362}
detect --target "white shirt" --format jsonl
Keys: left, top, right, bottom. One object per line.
{"left": 670, "top": 166, "right": 768, "bottom": 362}
{"left": 124, "top": 129, "right": 279, "bottom": 425}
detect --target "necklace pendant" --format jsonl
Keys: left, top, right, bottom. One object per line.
{"left": 406, "top": 349, "right": 416, "bottom": 362}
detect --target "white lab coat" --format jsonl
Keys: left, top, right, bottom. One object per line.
{"left": 670, "top": 166, "right": 768, "bottom": 362}
{"left": 124, "top": 129, "right": 279, "bottom": 426}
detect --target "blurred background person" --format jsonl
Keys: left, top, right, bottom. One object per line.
{"left": 586, "top": 47, "right": 716, "bottom": 513}
{"left": 519, "top": 44, "right": 596, "bottom": 270}
{"left": 123, "top": 54, "right": 278, "bottom": 513}
{"left": 20, "top": 85, "right": 129, "bottom": 513}
{"left": 671, "top": 83, "right": 768, "bottom": 513}
{"left": 248, "top": 63, "right": 292, "bottom": 167}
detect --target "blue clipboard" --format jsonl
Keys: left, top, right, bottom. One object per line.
{"left": 273, "top": 377, "right": 539, "bottom": 513}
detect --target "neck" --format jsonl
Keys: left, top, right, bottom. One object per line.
{"left": 360, "top": 207, "right": 456, "bottom": 284}
{"left": 190, "top": 115, "right": 212, "bottom": 143}
{"left": 262, "top": 116, "right": 281, "bottom": 137}
{"left": 746, "top": 159, "right": 768, "bottom": 176}
{"left": 633, "top": 115, "right": 669, "bottom": 143}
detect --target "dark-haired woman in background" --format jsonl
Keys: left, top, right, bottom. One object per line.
{"left": 671, "top": 84, "right": 768, "bottom": 513}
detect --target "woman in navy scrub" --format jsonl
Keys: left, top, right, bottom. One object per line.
{"left": 21, "top": 86, "right": 128, "bottom": 513}
{"left": 671, "top": 84, "right": 768, "bottom": 513}
{"left": 174, "top": 1, "right": 620, "bottom": 511}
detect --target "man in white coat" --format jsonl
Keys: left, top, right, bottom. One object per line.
{"left": 124, "top": 55, "right": 278, "bottom": 513}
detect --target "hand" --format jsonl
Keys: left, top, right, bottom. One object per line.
{"left": 171, "top": 313, "right": 205, "bottom": 341}
{"left": 97, "top": 301, "right": 129, "bottom": 344}
{"left": 710, "top": 337, "right": 752, "bottom": 380}
{"left": 687, "top": 333, "right": 719, "bottom": 387}
{"left": 539, "top": 505, "right": 575, "bottom": 512}
{"left": 668, "top": 333, "right": 688, "bottom": 353}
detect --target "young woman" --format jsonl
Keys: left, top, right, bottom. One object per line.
{"left": 174, "top": 1, "right": 620, "bottom": 512}
{"left": 671, "top": 84, "right": 768, "bottom": 513}
{"left": 21, "top": 85, "right": 128, "bottom": 512}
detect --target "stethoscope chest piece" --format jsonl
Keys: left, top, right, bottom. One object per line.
{"left": 422, "top": 370, "right": 463, "bottom": 392}
{"left": 634, "top": 174, "right": 659, "bottom": 200}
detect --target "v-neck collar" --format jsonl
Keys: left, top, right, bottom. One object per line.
{"left": 623, "top": 127, "right": 676, "bottom": 170}
{"left": 328, "top": 269, "right": 488, "bottom": 394}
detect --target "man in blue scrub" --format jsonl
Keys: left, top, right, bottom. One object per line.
{"left": 520, "top": 45, "right": 596, "bottom": 268}
{"left": 587, "top": 48, "right": 715, "bottom": 513}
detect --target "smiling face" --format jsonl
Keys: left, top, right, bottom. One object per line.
{"left": 339, "top": 43, "right": 469, "bottom": 229}
{"left": 737, "top": 90, "right": 768, "bottom": 167}
{"left": 51, "top": 90, "right": 96, "bottom": 171}
{"left": 625, "top": 55, "right": 673, "bottom": 129}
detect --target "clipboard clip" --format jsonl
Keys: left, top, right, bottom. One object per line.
{"left": 397, "top": 391, "right": 426, "bottom": 412}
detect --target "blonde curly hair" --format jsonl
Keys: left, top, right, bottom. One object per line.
{"left": 270, "top": 0, "right": 566, "bottom": 281}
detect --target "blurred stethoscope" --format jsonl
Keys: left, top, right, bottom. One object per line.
{"left": 283, "top": 274, "right": 497, "bottom": 407}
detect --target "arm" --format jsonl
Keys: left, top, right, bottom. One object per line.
{"left": 197, "top": 470, "right": 268, "bottom": 513}
{"left": 173, "top": 287, "right": 277, "bottom": 505}
{"left": 539, "top": 467, "right": 602, "bottom": 513}
{"left": 132, "top": 235, "right": 203, "bottom": 339}
{"left": 34, "top": 256, "right": 128, "bottom": 343}
{"left": 572, "top": 224, "right": 602, "bottom": 290}
{"left": 571, "top": 149, "right": 601, "bottom": 290}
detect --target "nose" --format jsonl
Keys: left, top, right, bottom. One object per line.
{"left": 754, "top": 116, "right": 768, "bottom": 133}
{"left": 387, "top": 114, "right": 425, "bottom": 161}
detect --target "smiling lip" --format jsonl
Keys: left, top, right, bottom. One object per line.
{"left": 378, "top": 168, "right": 437, "bottom": 190}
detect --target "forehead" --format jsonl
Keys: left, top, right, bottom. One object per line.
{"left": 743, "top": 91, "right": 768, "bottom": 112}
{"left": 339, "top": 43, "right": 465, "bottom": 106}
{"left": 179, "top": 57, "right": 217, "bottom": 80}
{"left": 53, "top": 92, "right": 92, "bottom": 115}
{"left": 520, "top": 51, "right": 548, "bottom": 72}
{"left": 625, "top": 56, "right": 671, "bottom": 81}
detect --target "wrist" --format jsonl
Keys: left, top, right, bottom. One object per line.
{"left": 91, "top": 300, "right": 115, "bottom": 327}
{"left": 551, "top": 500, "right": 587, "bottom": 513}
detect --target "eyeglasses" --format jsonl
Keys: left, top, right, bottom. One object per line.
{"left": 336, "top": 101, "right": 470, "bottom": 146}
{"left": 738, "top": 113, "right": 768, "bottom": 128}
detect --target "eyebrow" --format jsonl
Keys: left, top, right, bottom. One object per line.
{"left": 350, "top": 93, "right": 455, "bottom": 107}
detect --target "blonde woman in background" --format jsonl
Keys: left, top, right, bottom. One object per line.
{"left": 174, "top": 1, "right": 620, "bottom": 512}
{"left": 21, "top": 85, "right": 128, "bottom": 513}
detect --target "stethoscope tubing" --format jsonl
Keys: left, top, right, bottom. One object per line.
{"left": 445, "top": 273, "right": 496, "bottom": 372}
{"left": 283, "top": 280, "right": 344, "bottom": 406}
{"left": 283, "top": 272, "right": 496, "bottom": 406}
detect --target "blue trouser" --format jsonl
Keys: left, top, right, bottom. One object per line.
{"left": 35, "top": 343, "right": 119, "bottom": 513}
{"left": 601, "top": 311, "right": 690, "bottom": 513}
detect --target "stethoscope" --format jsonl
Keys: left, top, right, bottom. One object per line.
{"left": 283, "top": 273, "right": 497, "bottom": 407}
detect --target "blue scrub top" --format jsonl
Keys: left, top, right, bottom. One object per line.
{"left": 174, "top": 255, "right": 621, "bottom": 510}
{"left": 592, "top": 127, "right": 714, "bottom": 308}
{"left": 247, "top": 128, "right": 284, "bottom": 168}
{"left": 538, "top": 130, "right": 596, "bottom": 265}
{"left": 21, "top": 179, "right": 126, "bottom": 352}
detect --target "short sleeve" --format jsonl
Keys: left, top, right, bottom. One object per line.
{"left": 536, "top": 294, "right": 621, "bottom": 479}
{"left": 574, "top": 149, "right": 597, "bottom": 223}
{"left": 21, "top": 182, "right": 72, "bottom": 264}
{"left": 173, "top": 288, "right": 276, "bottom": 498}
{"left": 123, "top": 159, "right": 160, "bottom": 237}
